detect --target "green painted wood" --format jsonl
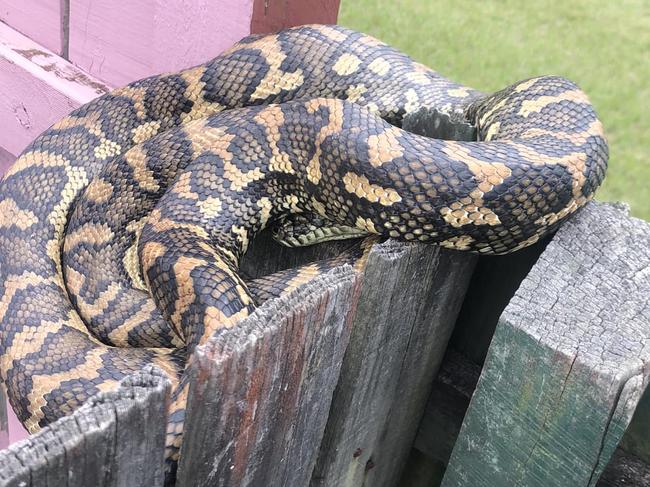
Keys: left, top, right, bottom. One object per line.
{"left": 442, "top": 202, "right": 650, "bottom": 487}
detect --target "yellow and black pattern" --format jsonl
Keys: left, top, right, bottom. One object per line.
{"left": 0, "top": 24, "right": 607, "bottom": 482}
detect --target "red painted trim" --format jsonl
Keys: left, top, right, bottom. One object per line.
{"left": 250, "top": 0, "right": 341, "bottom": 34}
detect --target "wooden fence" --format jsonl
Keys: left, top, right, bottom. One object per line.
{"left": 1, "top": 197, "right": 649, "bottom": 487}
{"left": 408, "top": 201, "right": 650, "bottom": 487}
{"left": 0, "top": 233, "right": 476, "bottom": 486}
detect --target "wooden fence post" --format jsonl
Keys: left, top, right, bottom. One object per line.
{"left": 310, "top": 241, "right": 476, "bottom": 487}
{"left": 176, "top": 266, "right": 360, "bottom": 486}
{"left": 442, "top": 202, "right": 650, "bottom": 487}
{"left": 0, "top": 366, "right": 170, "bottom": 487}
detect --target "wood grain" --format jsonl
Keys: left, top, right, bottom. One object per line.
{"left": 311, "top": 240, "right": 476, "bottom": 487}
{"left": 176, "top": 266, "right": 360, "bottom": 487}
{"left": 443, "top": 202, "right": 650, "bottom": 487}
{"left": 0, "top": 367, "right": 170, "bottom": 487}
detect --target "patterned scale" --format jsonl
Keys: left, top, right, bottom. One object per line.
{"left": 0, "top": 24, "right": 607, "bottom": 483}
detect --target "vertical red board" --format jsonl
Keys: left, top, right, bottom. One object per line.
{"left": 250, "top": 0, "right": 341, "bottom": 34}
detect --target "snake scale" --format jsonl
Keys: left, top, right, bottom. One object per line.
{"left": 0, "top": 24, "right": 607, "bottom": 481}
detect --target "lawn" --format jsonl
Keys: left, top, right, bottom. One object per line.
{"left": 339, "top": 0, "right": 649, "bottom": 220}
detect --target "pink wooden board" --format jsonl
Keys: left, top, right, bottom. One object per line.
{"left": 4, "top": 399, "right": 27, "bottom": 447}
{"left": 69, "top": 0, "right": 254, "bottom": 87}
{"left": 0, "top": 22, "right": 109, "bottom": 156}
{"left": 0, "top": 0, "right": 64, "bottom": 54}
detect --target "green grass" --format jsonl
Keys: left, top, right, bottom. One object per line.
{"left": 339, "top": 0, "right": 650, "bottom": 220}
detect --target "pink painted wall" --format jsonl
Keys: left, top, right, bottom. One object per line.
{"left": 0, "top": 22, "right": 109, "bottom": 156}
{"left": 7, "top": 404, "right": 26, "bottom": 445}
{"left": 0, "top": 0, "right": 64, "bottom": 54}
{"left": 69, "top": 0, "right": 254, "bottom": 87}
{"left": 0, "top": 147, "right": 15, "bottom": 175}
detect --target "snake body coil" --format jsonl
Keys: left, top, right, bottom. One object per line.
{"left": 0, "top": 25, "right": 607, "bottom": 480}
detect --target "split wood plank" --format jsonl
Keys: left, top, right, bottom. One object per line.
{"left": 311, "top": 240, "right": 477, "bottom": 487}
{"left": 0, "top": 366, "right": 170, "bottom": 487}
{"left": 443, "top": 202, "right": 650, "bottom": 487}
{"left": 176, "top": 266, "right": 360, "bottom": 487}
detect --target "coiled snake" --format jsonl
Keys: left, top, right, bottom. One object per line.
{"left": 0, "top": 24, "right": 607, "bottom": 481}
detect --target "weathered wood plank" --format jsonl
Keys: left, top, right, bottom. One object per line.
{"left": 443, "top": 202, "right": 650, "bottom": 487}
{"left": 176, "top": 266, "right": 359, "bottom": 487}
{"left": 0, "top": 366, "right": 170, "bottom": 487}
{"left": 311, "top": 241, "right": 477, "bottom": 487}
{"left": 68, "top": 0, "right": 253, "bottom": 87}
{"left": 0, "top": 0, "right": 65, "bottom": 54}
{"left": 0, "top": 22, "right": 109, "bottom": 156}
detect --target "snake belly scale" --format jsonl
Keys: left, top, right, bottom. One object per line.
{"left": 0, "top": 24, "right": 607, "bottom": 481}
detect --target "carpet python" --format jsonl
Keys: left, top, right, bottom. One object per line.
{"left": 0, "top": 24, "right": 607, "bottom": 481}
